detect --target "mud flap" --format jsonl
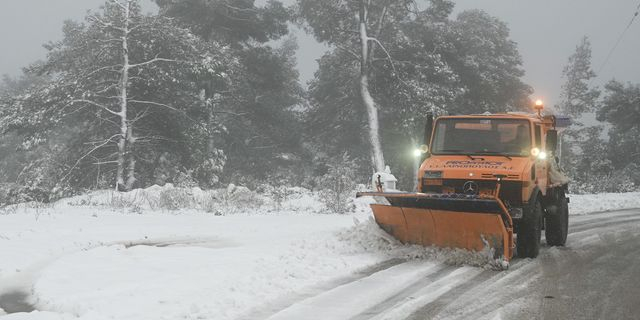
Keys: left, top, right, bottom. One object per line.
{"left": 360, "top": 193, "right": 514, "bottom": 262}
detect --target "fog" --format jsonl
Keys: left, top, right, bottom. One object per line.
{"left": 1, "top": 0, "right": 639, "bottom": 105}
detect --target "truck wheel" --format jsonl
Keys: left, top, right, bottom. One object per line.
{"left": 545, "top": 196, "right": 569, "bottom": 246}
{"left": 517, "top": 199, "right": 542, "bottom": 258}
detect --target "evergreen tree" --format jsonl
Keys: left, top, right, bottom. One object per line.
{"left": 556, "top": 37, "right": 600, "bottom": 182}
{"left": 299, "top": 0, "right": 531, "bottom": 188}
{"left": 558, "top": 37, "right": 600, "bottom": 119}
{"left": 156, "top": 0, "right": 305, "bottom": 186}
{"left": 448, "top": 10, "right": 532, "bottom": 114}
{"left": 598, "top": 80, "right": 640, "bottom": 188}
{"left": 1, "top": 0, "right": 235, "bottom": 192}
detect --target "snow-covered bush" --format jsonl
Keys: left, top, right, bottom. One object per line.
{"left": 260, "top": 184, "right": 294, "bottom": 210}
{"left": 158, "top": 187, "right": 193, "bottom": 210}
{"left": 0, "top": 183, "right": 50, "bottom": 206}
{"left": 571, "top": 173, "right": 637, "bottom": 194}
{"left": 318, "top": 153, "right": 359, "bottom": 214}
{"left": 107, "top": 190, "right": 145, "bottom": 213}
{"left": 218, "top": 184, "right": 265, "bottom": 212}
{"left": 53, "top": 183, "right": 330, "bottom": 215}
{"left": 173, "top": 171, "right": 199, "bottom": 189}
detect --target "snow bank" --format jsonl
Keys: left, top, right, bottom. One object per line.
{"left": 54, "top": 183, "right": 325, "bottom": 215}
{"left": 569, "top": 192, "right": 640, "bottom": 215}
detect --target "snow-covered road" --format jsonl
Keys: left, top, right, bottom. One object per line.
{"left": 1, "top": 197, "right": 640, "bottom": 319}
{"left": 260, "top": 209, "right": 640, "bottom": 320}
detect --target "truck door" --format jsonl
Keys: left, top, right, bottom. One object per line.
{"left": 535, "top": 124, "right": 548, "bottom": 194}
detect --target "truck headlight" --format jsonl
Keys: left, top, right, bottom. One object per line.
{"left": 531, "top": 148, "right": 540, "bottom": 157}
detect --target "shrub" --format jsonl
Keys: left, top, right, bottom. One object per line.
{"left": 158, "top": 187, "right": 193, "bottom": 210}
{"left": 318, "top": 153, "right": 359, "bottom": 214}
{"left": 0, "top": 183, "right": 51, "bottom": 206}
{"left": 571, "top": 172, "right": 637, "bottom": 194}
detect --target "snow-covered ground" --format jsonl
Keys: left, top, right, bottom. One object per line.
{"left": 0, "top": 187, "right": 639, "bottom": 320}
{"left": 0, "top": 209, "right": 378, "bottom": 320}
{"left": 568, "top": 192, "right": 640, "bottom": 215}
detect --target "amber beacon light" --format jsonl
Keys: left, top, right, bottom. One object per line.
{"left": 534, "top": 99, "right": 544, "bottom": 116}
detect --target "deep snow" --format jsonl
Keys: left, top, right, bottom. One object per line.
{"left": 1, "top": 186, "right": 639, "bottom": 319}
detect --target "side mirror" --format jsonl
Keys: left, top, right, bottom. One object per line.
{"left": 546, "top": 129, "right": 558, "bottom": 153}
{"left": 424, "top": 113, "right": 434, "bottom": 147}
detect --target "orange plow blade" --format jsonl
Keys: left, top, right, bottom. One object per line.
{"left": 357, "top": 192, "right": 514, "bottom": 262}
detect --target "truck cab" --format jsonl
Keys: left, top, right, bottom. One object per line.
{"left": 419, "top": 114, "right": 559, "bottom": 209}
{"left": 418, "top": 111, "right": 570, "bottom": 257}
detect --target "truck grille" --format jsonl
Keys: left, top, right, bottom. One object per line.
{"left": 422, "top": 179, "right": 523, "bottom": 205}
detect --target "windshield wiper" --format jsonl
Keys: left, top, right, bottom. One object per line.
{"left": 482, "top": 151, "right": 512, "bottom": 160}
{"left": 439, "top": 150, "right": 485, "bottom": 160}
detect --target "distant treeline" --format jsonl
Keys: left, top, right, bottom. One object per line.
{"left": 0, "top": 0, "right": 637, "bottom": 205}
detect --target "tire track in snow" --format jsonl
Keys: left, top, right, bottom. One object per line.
{"left": 403, "top": 269, "right": 496, "bottom": 320}
{"left": 364, "top": 267, "right": 483, "bottom": 320}
{"left": 350, "top": 265, "right": 458, "bottom": 320}
{"left": 264, "top": 261, "right": 446, "bottom": 320}
{"left": 238, "top": 258, "right": 408, "bottom": 320}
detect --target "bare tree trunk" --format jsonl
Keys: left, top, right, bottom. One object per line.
{"left": 359, "top": 0, "right": 385, "bottom": 173}
{"left": 115, "top": 0, "right": 131, "bottom": 191}
{"left": 125, "top": 124, "right": 137, "bottom": 189}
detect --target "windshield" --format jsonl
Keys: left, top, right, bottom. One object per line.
{"left": 431, "top": 118, "right": 532, "bottom": 157}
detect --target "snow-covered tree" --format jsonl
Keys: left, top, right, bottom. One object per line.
{"left": 1, "top": 0, "right": 235, "bottom": 192}
{"left": 297, "top": 0, "right": 417, "bottom": 173}
{"left": 557, "top": 37, "right": 600, "bottom": 180}
{"left": 598, "top": 80, "right": 640, "bottom": 188}
{"left": 558, "top": 37, "right": 600, "bottom": 119}
{"left": 449, "top": 10, "right": 532, "bottom": 114}
{"left": 156, "top": 0, "right": 306, "bottom": 186}
{"left": 300, "top": 0, "right": 531, "bottom": 188}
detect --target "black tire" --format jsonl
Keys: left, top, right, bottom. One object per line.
{"left": 546, "top": 196, "right": 569, "bottom": 246}
{"left": 517, "top": 199, "right": 542, "bottom": 258}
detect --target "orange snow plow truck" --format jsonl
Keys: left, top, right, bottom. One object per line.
{"left": 357, "top": 101, "right": 570, "bottom": 264}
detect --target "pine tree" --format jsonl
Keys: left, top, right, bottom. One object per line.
{"left": 558, "top": 37, "right": 600, "bottom": 119}
{"left": 299, "top": 1, "right": 531, "bottom": 188}
{"left": 556, "top": 37, "right": 600, "bottom": 182}
{"left": 156, "top": 0, "right": 305, "bottom": 185}
{"left": 298, "top": 0, "right": 420, "bottom": 173}
{"left": 598, "top": 80, "right": 640, "bottom": 188}
{"left": 1, "top": 0, "right": 235, "bottom": 192}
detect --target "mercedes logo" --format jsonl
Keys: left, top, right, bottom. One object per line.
{"left": 463, "top": 181, "right": 479, "bottom": 195}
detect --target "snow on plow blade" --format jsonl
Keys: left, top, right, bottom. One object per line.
{"left": 356, "top": 192, "right": 514, "bottom": 262}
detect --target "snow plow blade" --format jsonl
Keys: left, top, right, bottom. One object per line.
{"left": 356, "top": 192, "right": 514, "bottom": 262}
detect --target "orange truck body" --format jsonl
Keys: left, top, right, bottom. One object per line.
{"left": 358, "top": 112, "right": 570, "bottom": 264}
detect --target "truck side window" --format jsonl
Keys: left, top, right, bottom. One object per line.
{"left": 535, "top": 125, "right": 542, "bottom": 147}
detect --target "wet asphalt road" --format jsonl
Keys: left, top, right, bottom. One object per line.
{"left": 411, "top": 209, "right": 640, "bottom": 320}
{"left": 536, "top": 210, "right": 640, "bottom": 320}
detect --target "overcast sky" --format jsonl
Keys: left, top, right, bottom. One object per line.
{"left": 1, "top": 0, "right": 639, "bottom": 107}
